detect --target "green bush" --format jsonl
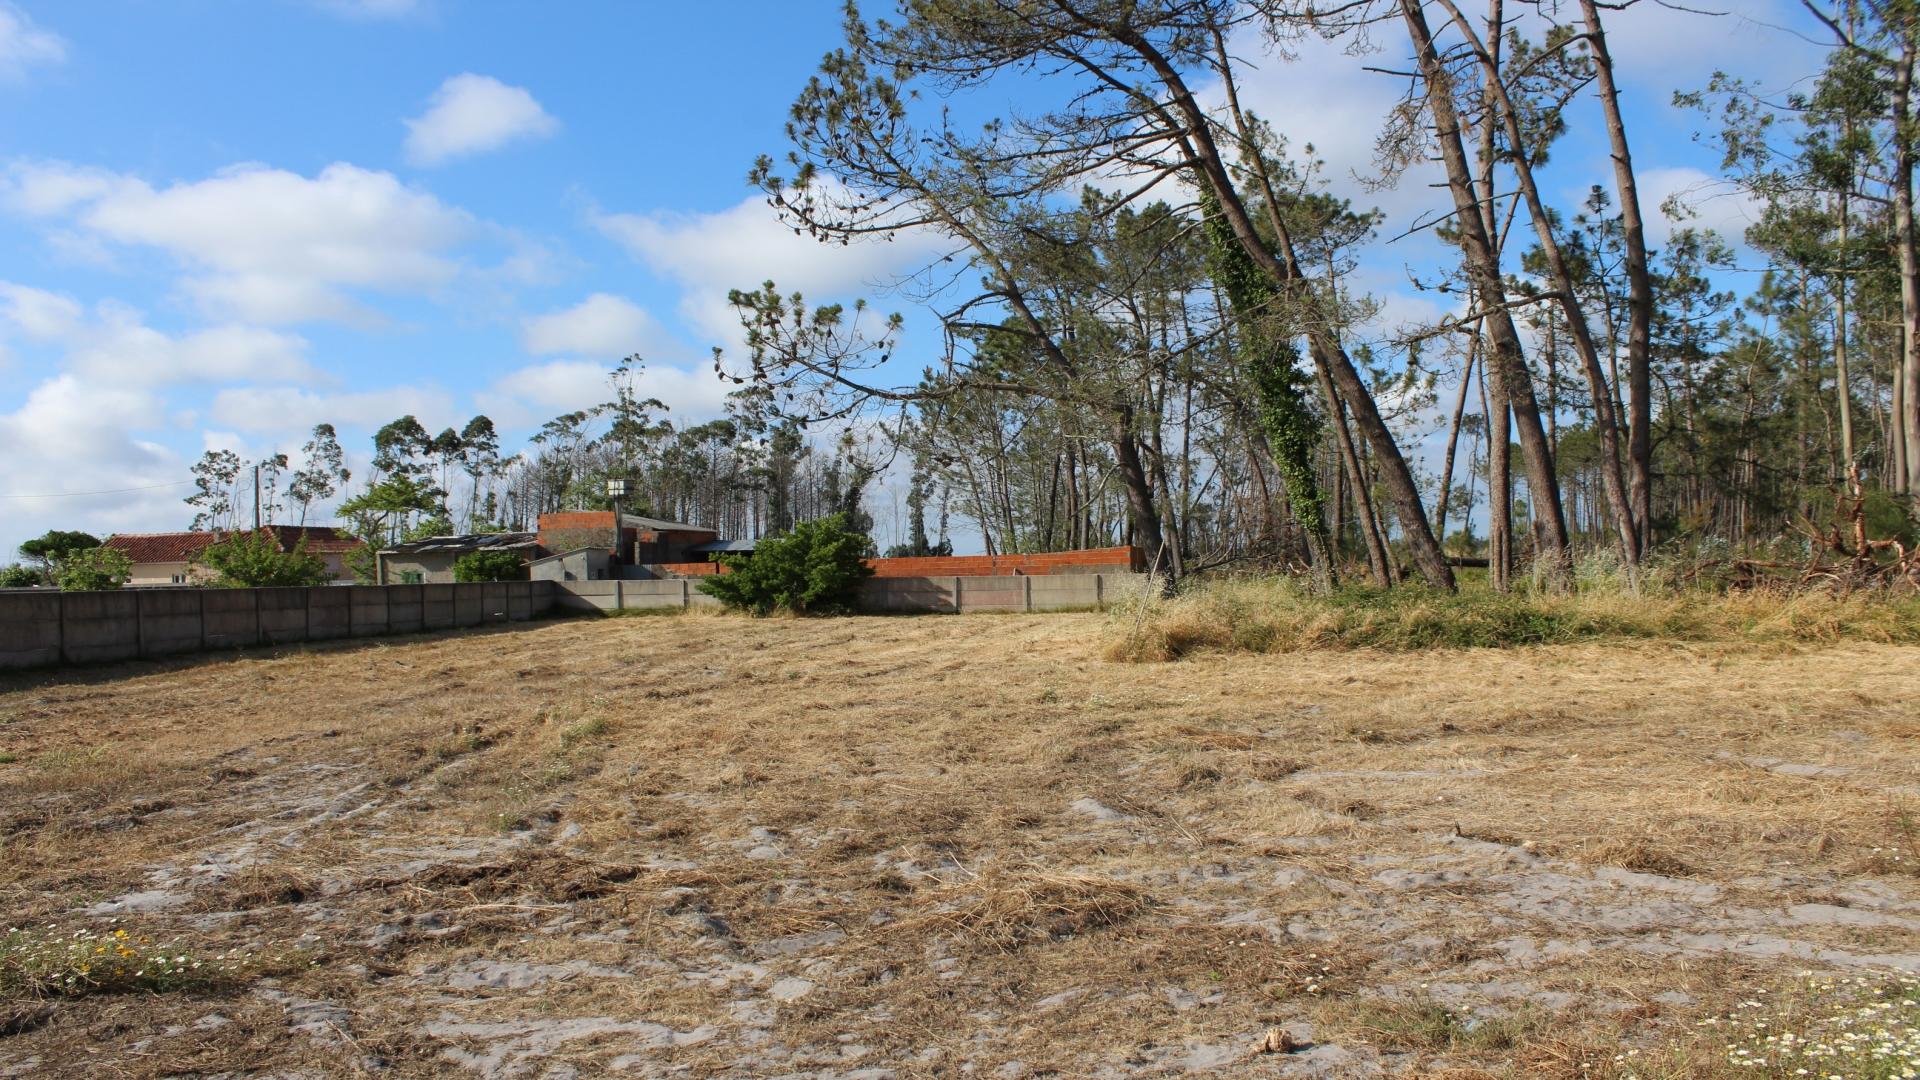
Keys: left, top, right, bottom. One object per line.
{"left": 55, "top": 546, "right": 132, "bottom": 592}
{"left": 197, "top": 530, "right": 331, "bottom": 588}
{"left": 0, "top": 564, "right": 38, "bottom": 588}
{"left": 452, "top": 549, "right": 527, "bottom": 582}
{"left": 698, "top": 514, "right": 874, "bottom": 615}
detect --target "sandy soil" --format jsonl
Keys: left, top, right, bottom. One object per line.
{"left": 0, "top": 612, "right": 1915, "bottom": 1078}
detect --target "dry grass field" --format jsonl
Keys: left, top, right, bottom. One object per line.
{"left": 1, "top": 611, "right": 1917, "bottom": 1078}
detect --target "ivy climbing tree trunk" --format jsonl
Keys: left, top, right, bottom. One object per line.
{"left": 1201, "top": 190, "right": 1336, "bottom": 592}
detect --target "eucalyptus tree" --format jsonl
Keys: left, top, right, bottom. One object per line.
{"left": 458, "top": 416, "right": 503, "bottom": 529}
{"left": 185, "top": 449, "right": 243, "bottom": 532}
{"left": 289, "top": 423, "right": 350, "bottom": 527}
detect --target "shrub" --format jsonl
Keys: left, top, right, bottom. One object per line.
{"left": 698, "top": 514, "right": 874, "bottom": 615}
{"left": 55, "top": 546, "right": 132, "bottom": 592}
{"left": 452, "top": 549, "right": 526, "bottom": 582}
{"left": 196, "top": 530, "right": 331, "bottom": 588}
{"left": 0, "top": 564, "right": 38, "bottom": 588}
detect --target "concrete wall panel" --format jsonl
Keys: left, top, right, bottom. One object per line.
{"left": 421, "top": 584, "right": 457, "bottom": 630}
{"left": 386, "top": 584, "right": 424, "bottom": 634}
{"left": 257, "top": 588, "right": 308, "bottom": 644}
{"left": 0, "top": 592, "right": 63, "bottom": 669}
{"left": 348, "top": 587, "right": 389, "bottom": 636}
{"left": 481, "top": 583, "right": 510, "bottom": 623}
{"left": 306, "top": 588, "right": 350, "bottom": 639}
{"left": 957, "top": 577, "right": 1026, "bottom": 613}
{"left": 137, "top": 590, "right": 202, "bottom": 658}
{"left": 62, "top": 592, "right": 141, "bottom": 664}
{"left": 201, "top": 589, "right": 260, "bottom": 649}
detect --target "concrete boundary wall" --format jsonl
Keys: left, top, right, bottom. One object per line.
{"left": 0, "top": 573, "right": 1145, "bottom": 671}
{"left": 0, "top": 581, "right": 559, "bottom": 672}
{"left": 557, "top": 573, "right": 1147, "bottom": 615}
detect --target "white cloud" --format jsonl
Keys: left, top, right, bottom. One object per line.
{"left": 521, "top": 292, "right": 668, "bottom": 358}
{"left": 0, "top": 161, "right": 122, "bottom": 216}
{"left": 5, "top": 160, "right": 476, "bottom": 324}
{"left": 207, "top": 384, "right": 454, "bottom": 435}
{"left": 73, "top": 318, "right": 316, "bottom": 386}
{"left": 1599, "top": 0, "right": 1823, "bottom": 89}
{"left": 0, "top": 3, "right": 65, "bottom": 82}
{"left": 1639, "top": 165, "right": 1764, "bottom": 249}
{"left": 0, "top": 281, "right": 80, "bottom": 340}
{"left": 0, "top": 374, "right": 184, "bottom": 552}
{"left": 0, "top": 282, "right": 317, "bottom": 386}
{"left": 475, "top": 357, "right": 730, "bottom": 430}
{"left": 404, "top": 74, "right": 559, "bottom": 167}
{"left": 594, "top": 190, "right": 940, "bottom": 342}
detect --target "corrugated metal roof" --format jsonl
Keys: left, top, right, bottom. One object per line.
{"left": 380, "top": 532, "right": 538, "bottom": 556}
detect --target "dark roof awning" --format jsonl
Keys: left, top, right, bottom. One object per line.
{"left": 688, "top": 539, "right": 756, "bottom": 553}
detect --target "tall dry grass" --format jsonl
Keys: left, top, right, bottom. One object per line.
{"left": 1104, "top": 572, "right": 1920, "bottom": 661}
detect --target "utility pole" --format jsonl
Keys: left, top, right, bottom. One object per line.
{"left": 253, "top": 464, "right": 261, "bottom": 531}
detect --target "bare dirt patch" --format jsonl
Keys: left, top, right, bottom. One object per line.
{"left": 0, "top": 615, "right": 1916, "bottom": 1077}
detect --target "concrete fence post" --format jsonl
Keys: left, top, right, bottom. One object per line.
{"left": 1024, "top": 575, "right": 1033, "bottom": 612}
{"left": 953, "top": 576, "right": 962, "bottom": 614}
{"left": 1096, "top": 574, "right": 1105, "bottom": 606}
{"left": 615, "top": 579, "right": 625, "bottom": 611}
{"left": 135, "top": 589, "right": 146, "bottom": 657}
{"left": 681, "top": 579, "right": 691, "bottom": 609}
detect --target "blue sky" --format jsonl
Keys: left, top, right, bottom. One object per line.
{"left": 0, "top": 0, "right": 1826, "bottom": 557}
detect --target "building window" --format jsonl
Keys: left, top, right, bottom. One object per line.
{"left": 400, "top": 571, "right": 424, "bottom": 585}
{"left": 170, "top": 574, "right": 187, "bottom": 584}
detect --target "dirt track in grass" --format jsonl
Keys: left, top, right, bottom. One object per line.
{"left": 0, "top": 612, "right": 1916, "bottom": 1078}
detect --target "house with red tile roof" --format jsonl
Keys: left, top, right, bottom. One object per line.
{"left": 102, "top": 526, "right": 365, "bottom": 586}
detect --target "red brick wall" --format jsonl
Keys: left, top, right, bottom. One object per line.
{"left": 864, "top": 546, "right": 1142, "bottom": 577}
{"left": 537, "top": 512, "right": 617, "bottom": 555}
{"left": 654, "top": 562, "right": 722, "bottom": 576}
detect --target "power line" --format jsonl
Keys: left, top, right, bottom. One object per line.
{"left": 0, "top": 480, "right": 193, "bottom": 500}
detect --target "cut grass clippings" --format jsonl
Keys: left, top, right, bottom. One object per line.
{"left": 2, "top": 612, "right": 1918, "bottom": 1076}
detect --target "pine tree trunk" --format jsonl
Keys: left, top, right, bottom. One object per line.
{"left": 1424, "top": 0, "right": 1640, "bottom": 570}
{"left": 1580, "top": 0, "right": 1655, "bottom": 549}
{"left": 1897, "top": 43, "right": 1920, "bottom": 509}
{"left": 1317, "top": 363, "right": 1392, "bottom": 586}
